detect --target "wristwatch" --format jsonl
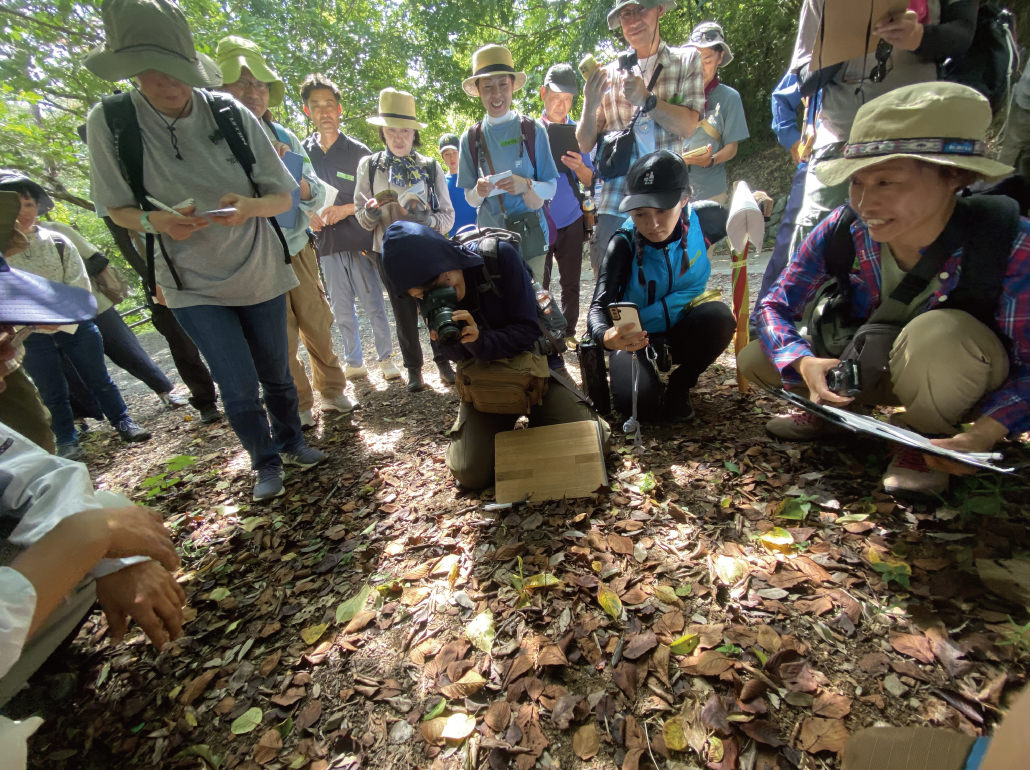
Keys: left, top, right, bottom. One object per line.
{"left": 707, "top": 156, "right": 717, "bottom": 169}
{"left": 642, "top": 92, "right": 658, "bottom": 113}
{"left": 139, "top": 211, "right": 159, "bottom": 235}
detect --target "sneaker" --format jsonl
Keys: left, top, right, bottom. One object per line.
{"left": 281, "top": 444, "right": 327, "bottom": 469}
{"left": 253, "top": 466, "right": 285, "bottom": 501}
{"left": 57, "top": 442, "right": 84, "bottom": 461}
{"left": 406, "top": 367, "right": 426, "bottom": 392}
{"left": 115, "top": 417, "right": 151, "bottom": 443}
{"left": 882, "top": 448, "right": 949, "bottom": 498}
{"left": 157, "top": 391, "right": 188, "bottom": 409}
{"left": 198, "top": 403, "right": 223, "bottom": 424}
{"left": 436, "top": 360, "right": 456, "bottom": 385}
{"left": 345, "top": 363, "right": 368, "bottom": 380}
{"left": 380, "top": 360, "right": 401, "bottom": 380}
{"left": 323, "top": 394, "right": 358, "bottom": 414}
{"left": 299, "top": 409, "right": 316, "bottom": 429}
{"left": 765, "top": 409, "right": 827, "bottom": 441}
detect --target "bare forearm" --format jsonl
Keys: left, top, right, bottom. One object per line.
{"left": 243, "top": 191, "right": 292, "bottom": 218}
{"left": 652, "top": 102, "right": 700, "bottom": 139}
{"left": 576, "top": 107, "right": 601, "bottom": 153}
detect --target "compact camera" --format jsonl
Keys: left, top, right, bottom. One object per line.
{"left": 617, "top": 51, "right": 638, "bottom": 71}
{"left": 825, "top": 359, "right": 861, "bottom": 397}
{"left": 421, "top": 286, "right": 462, "bottom": 345}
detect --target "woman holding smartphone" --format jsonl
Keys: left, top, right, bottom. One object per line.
{"left": 587, "top": 150, "right": 735, "bottom": 422}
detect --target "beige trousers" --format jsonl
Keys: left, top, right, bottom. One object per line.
{"left": 738, "top": 309, "right": 1009, "bottom": 435}
{"left": 285, "top": 244, "right": 348, "bottom": 411}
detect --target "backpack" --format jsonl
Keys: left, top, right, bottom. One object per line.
{"left": 366, "top": 151, "right": 440, "bottom": 211}
{"left": 939, "top": 2, "right": 1019, "bottom": 115}
{"left": 100, "top": 90, "right": 291, "bottom": 296}
{"left": 467, "top": 116, "right": 538, "bottom": 178}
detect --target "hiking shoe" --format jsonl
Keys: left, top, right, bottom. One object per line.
{"left": 198, "top": 403, "right": 223, "bottom": 424}
{"left": 380, "top": 360, "right": 401, "bottom": 380}
{"left": 57, "top": 442, "right": 84, "bottom": 461}
{"left": 157, "top": 391, "right": 188, "bottom": 408}
{"left": 766, "top": 409, "right": 826, "bottom": 441}
{"left": 664, "top": 389, "right": 695, "bottom": 423}
{"left": 253, "top": 467, "right": 285, "bottom": 501}
{"left": 882, "top": 448, "right": 949, "bottom": 498}
{"left": 323, "top": 394, "right": 358, "bottom": 414}
{"left": 299, "top": 409, "right": 316, "bottom": 429}
{"left": 346, "top": 363, "right": 368, "bottom": 379}
{"left": 406, "top": 367, "right": 425, "bottom": 392}
{"left": 436, "top": 360, "right": 456, "bottom": 385}
{"left": 116, "top": 417, "right": 151, "bottom": 443}
{"left": 281, "top": 444, "right": 327, "bottom": 469}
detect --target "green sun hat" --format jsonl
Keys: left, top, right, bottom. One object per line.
{"left": 214, "top": 35, "right": 286, "bottom": 108}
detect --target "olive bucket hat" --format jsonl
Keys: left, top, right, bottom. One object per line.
{"left": 84, "top": 0, "right": 221, "bottom": 87}
{"left": 815, "top": 81, "right": 1014, "bottom": 187}
{"left": 214, "top": 35, "right": 285, "bottom": 107}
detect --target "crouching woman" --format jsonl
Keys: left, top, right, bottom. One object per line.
{"left": 382, "top": 221, "right": 607, "bottom": 489}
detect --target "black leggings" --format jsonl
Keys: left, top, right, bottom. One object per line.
{"left": 609, "top": 301, "right": 735, "bottom": 421}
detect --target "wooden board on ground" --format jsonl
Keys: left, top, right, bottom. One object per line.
{"left": 494, "top": 420, "right": 607, "bottom": 503}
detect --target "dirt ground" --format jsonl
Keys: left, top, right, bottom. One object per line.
{"left": 11, "top": 157, "right": 1030, "bottom": 770}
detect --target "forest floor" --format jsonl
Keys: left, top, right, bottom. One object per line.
{"left": 12, "top": 145, "right": 1030, "bottom": 770}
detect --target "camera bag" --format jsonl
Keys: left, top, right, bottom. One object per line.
{"left": 455, "top": 350, "right": 551, "bottom": 415}
{"left": 595, "top": 63, "right": 664, "bottom": 181}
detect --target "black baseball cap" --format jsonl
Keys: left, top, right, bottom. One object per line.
{"left": 438, "top": 133, "right": 460, "bottom": 152}
{"left": 619, "top": 150, "right": 690, "bottom": 212}
{"left": 543, "top": 64, "right": 578, "bottom": 94}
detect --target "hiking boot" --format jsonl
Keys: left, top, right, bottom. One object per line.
{"left": 765, "top": 409, "right": 827, "bottom": 441}
{"left": 664, "top": 389, "right": 695, "bottom": 423}
{"left": 436, "top": 360, "right": 456, "bottom": 385}
{"left": 116, "top": 417, "right": 151, "bottom": 443}
{"left": 253, "top": 466, "right": 285, "bottom": 501}
{"left": 379, "top": 360, "right": 401, "bottom": 380}
{"left": 323, "top": 394, "right": 358, "bottom": 414}
{"left": 406, "top": 367, "right": 425, "bottom": 392}
{"left": 299, "top": 409, "right": 316, "bottom": 429}
{"left": 281, "top": 444, "right": 327, "bottom": 470}
{"left": 157, "top": 391, "right": 188, "bottom": 408}
{"left": 346, "top": 363, "right": 369, "bottom": 380}
{"left": 57, "top": 442, "right": 84, "bottom": 461}
{"left": 882, "top": 448, "right": 949, "bottom": 498}
{"left": 198, "top": 403, "right": 223, "bottom": 424}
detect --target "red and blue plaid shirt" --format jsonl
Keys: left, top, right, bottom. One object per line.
{"left": 757, "top": 205, "right": 1030, "bottom": 435}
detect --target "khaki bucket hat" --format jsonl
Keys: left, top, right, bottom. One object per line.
{"left": 84, "top": 0, "right": 221, "bottom": 88}
{"left": 688, "top": 21, "right": 734, "bottom": 67}
{"left": 462, "top": 45, "right": 527, "bottom": 98}
{"left": 214, "top": 36, "right": 285, "bottom": 108}
{"left": 607, "top": 0, "right": 677, "bottom": 31}
{"left": 366, "top": 88, "right": 427, "bottom": 130}
{"left": 815, "top": 81, "right": 1014, "bottom": 187}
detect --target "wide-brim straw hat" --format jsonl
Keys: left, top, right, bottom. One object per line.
{"left": 462, "top": 45, "right": 527, "bottom": 98}
{"left": 815, "top": 82, "right": 1014, "bottom": 187}
{"left": 688, "top": 21, "right": 734, "bottom": 67}
{"left": 607, "top": 0, "right": 677, "bottom": 31}
{"left": 366, "top": 88, "right": 426, "bottom": 130}
{"left": 84, "top": 0, "right": 221, "bottom": 88}
{"left": 214, "top": 35, "right": 285, "bottom": 107}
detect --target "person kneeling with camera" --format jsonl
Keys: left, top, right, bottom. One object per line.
{"left": 382, "top": 221, "right": 608, "bottom": 490}
{"left": 586, "top": 150, "right": 736, "bottom": 423}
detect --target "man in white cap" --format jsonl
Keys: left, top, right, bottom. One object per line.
{"left": 576, "top": 0, "right": 704, "bottom": 274}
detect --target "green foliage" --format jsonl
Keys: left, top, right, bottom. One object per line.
{"left": 139, "top": 454, "right": 197, "bottom": 498}
{"left": 871, "top": 560, "right": 911, "bottom": 590}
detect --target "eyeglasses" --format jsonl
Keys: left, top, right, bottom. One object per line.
{"left": 869, "top": 40, "right": 893, "bottom": 83}
{"left": 234, "top": 78, "right": 270, "bottom": 92}
{"left": 690, "top": 27, "right": 723, "bottom": 43}
{"left": 617, "top": 6, "right": 649, "bottom": 22}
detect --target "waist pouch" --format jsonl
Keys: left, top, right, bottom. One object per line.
{"left": 595, "top": 129, "right": 635, "bottom": 181}
{"left": 456, "top": 351, "right": 551, "bottom": 414}
{"left": 504, "top": 211, "right": 547, "bottom": 260}
{"left": 838, "top": 322, "right": 902, "bottom": 396}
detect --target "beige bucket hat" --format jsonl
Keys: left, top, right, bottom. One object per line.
{"left": 462, "top": 45, "right": 527, "bottom": 98}
{"left": 366, "top": 88, "right": 427, "bottom": 130}
{"left": 815, "top": 81, "right": 1014, "bottom": 187}
{"left": 214, "top": 36, "right": 285, "bottom": 108}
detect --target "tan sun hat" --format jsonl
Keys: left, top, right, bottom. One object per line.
{"left": 366, "top": 88, "right": 427, "bottom": 130}
{"left": 214, "top": 36, "right": 285, "bottom": 108}
{"left": 84, "top": 0, "right": 221, "bottom": 88}
{"left": 462, "top": 44, "right": 527, "bottom": 98}
{"left": 815, "top": 81, "right": 1014, "bottom": 187}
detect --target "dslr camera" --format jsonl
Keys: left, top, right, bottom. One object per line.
{"left": 421, "top": 286, "right": 462, "bottom": 345}
{"left": 825, "top": 359, "right": 861, "bottom": 397}
{"left": 617, "top": 51, "right": 638, "bottom": 71}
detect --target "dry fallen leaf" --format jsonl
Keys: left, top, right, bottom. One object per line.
{"left": 440, "top": 670, "right": 487, "bottom": 699}
{"left": 573, "top": 723, "right": 600, "bottom": 759}
{"left": 889, "top": 632, "right": 935, "bottom": 664}
{"left": 799, "top": 717, "right": 849, "bottom": 754}
{"left": 421, "top": 713, "right": 477, "bottom": 745}
{"left": 597, "top": 584, "right": 623, "bottom": 620}
{"left": 252, "top": 728, "right": 282, "bottom": 765}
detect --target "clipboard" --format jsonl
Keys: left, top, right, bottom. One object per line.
{"left": 546, "top": 123, "right": 579, "bottom": 167}
{"left": 275, "top": 150, "right": 304, "bottom": 230}
{"left": 809, "top": 0, "right": 907, "bottom": 70}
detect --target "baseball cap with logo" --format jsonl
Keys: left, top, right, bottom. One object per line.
{"left": 619, "top": 150, "right": 690, "bottom": 212}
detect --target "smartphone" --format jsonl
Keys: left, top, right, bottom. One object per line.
{"left": 608, "top": 302, "right": 641, "bottom": 332}
{"left": 198, "top": 207, "right": 238, "bottom": 219}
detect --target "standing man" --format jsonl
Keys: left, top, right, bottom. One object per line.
{"left": 438, "top": 133, "right": 478, "bottom": 235}
{"left": 576, "top": 0, "right": 704, "bottom": 274}
{"left": 301, "top": 74, "right": 400, "bottom": 383}
{"left": 539, "top": 64, "right": 593, "bottom": 339}
{"left": 215, "top": 39, "right": 356, "bottom": 428}
{"left": 458, "top": 44, "right": 559, "bottom": 281}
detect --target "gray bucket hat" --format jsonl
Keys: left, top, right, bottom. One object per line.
{"left": 607, "top": 0, "right": 677, "bottom": 31}
{"left": 84, "top": 0, "right": 221, "bottom": 88}
{"left": 0, "top": 171, "right": 54, "bottom": 217}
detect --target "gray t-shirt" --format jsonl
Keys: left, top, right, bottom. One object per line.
{"left": 86, "top": 89, "right": 299, "bottom": 309}
{"left": 685, "top": 83, "right": 749, "bottom": 201}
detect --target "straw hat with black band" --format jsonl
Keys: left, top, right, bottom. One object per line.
{"left": 214, "top": 35, "right": 285, "bottom": 108}
{"left": 814, "top": 81, "right": 1013, "bottom": 188}
{"left": 84, "top": 0, "right": 221, "bottom": 87}
{"left": 366, "top": 88, "right": 427, "bottom": 130}
{"left": 462, "top": 45, "right": 527, "bottom": 98}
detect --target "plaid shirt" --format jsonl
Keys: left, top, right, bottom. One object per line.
{"left": 757, "top": 206, "right": 1030, "bottom": 435}
{"left": 594, "top": 42, "right": 704, "bottom": 216}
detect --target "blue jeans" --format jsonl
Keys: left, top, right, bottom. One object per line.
{"left": 21, "top": 322, "right": 129, "bottom": 445}
{"left": 172, "top": 295, "right": 303, "bottom": 470}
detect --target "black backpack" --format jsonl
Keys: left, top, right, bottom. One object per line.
{"left": 100, "top": 90, "right": 290, "bottom": 296}
{"left": 939, "top": 2, "right": 1019, "bottom": 115}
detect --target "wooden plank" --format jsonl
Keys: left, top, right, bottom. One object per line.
{"left": 494, "top": 420, "right": 607, "bottom": 503}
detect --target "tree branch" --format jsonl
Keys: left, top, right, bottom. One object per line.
{"left": 0, "top": 6, "right": 96, "bottom": 41}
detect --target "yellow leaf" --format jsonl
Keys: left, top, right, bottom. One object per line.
{"left": 301, "top": 623, "right": 329, "bottom": 645}
{"left": 525, "top": 573, "right": 562, "bottom": 590}
{"left": 597, "top": 584, "right": 623, "bottom": 620}
{"left": 184, "top": 710, "right": 198, "bottom": 728}
{"left": 708, "top": 735, "right": 725, "bottom": 762}
{"left": 759, "top": 527, "right": 794, "bottom": 553}
{"left": 867, "top": 546, "right": 911, "bottom": 574}
{"left": 669, "top": 633, "right": 699, "bottom": 655}
{"left": 663, "top": 718, "right": 687, "bottom": 751}
{"left": 654, "top": 585, "right": 680, "bottom": 605}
